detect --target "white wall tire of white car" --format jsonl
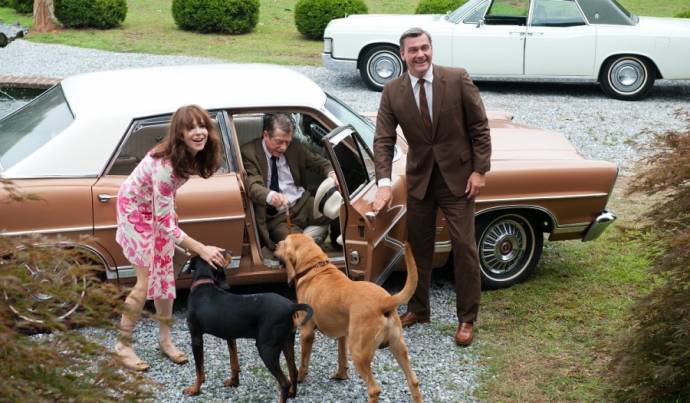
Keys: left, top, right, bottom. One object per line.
{"left": 600, "top": 55, "right": 656, "bottom": 101}
{"left": 359, "top": 45, "right": 404, "bottom": 91}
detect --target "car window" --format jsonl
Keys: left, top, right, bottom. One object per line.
{"left": 577, "top": 0, "right": 636, "bottom": 25}
{"left": 327, "top": 128, "right": 375, "bottom": 199}
{"left": 107, "top": 114, "right": 229, "bottom": 176}
{"left": 462, "top": 2, "right": 490, "bottom": 24}
{"left": 485, "top": 0, "right": 529, "bottom": 25}
{"left": 448, "top": 0, "right": 486, "bottom": 22}
{"left": 531, "top": 0, "right": 586, "bottom": 27}
{"left": 0, "top": 86, "right": 74, "bottom": 173}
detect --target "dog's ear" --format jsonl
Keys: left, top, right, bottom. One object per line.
{"left": 214, "top": 267, "right": 231, "bottom": 291}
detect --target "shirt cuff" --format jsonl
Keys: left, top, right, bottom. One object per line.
{"left": 266, "top": 190, "right": 276, "bottom": 205}
{"left": 377, "top": 178, "right": 392, "bottom": 187}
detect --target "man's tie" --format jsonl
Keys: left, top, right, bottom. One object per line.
{"left": 418, "top": 78, "right": 432, "bottom": 131}
{"left": 267, "top": 155, "right": 280, "bottom": 216}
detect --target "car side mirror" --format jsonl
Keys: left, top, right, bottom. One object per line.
{"left": 476, "top": 18, "right": 485, "bottom": 28}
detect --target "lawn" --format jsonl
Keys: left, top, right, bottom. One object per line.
{"left": 474, "top": 178, "right": 655, "bottom": 401}
{"left": 1, "top": 0, "right": 688, "bottom": 66}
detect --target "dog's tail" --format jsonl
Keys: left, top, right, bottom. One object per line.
{"left": 380, "top": 242, "right": 418, "bottom": 314}
{"left": 292, "top": 303, "right": 314, "bottom": 328}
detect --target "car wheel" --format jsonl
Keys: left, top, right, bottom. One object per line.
{"left": 475, "top": 213, "right": 543, "bottom": 289}
{"left": 2, "top": 247, "right": 101, "bottom": 325}
{"left": 360, "top": 45, "right": 403, "bottom": 91}
{"left": 600, "top": 55, "right": 655, "bottom": 101}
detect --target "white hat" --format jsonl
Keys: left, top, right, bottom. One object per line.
{"left": 313, "top": 177, "right": 342, "bottom": 220}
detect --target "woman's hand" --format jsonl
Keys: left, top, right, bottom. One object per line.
{"left": 198, "top": 245, "right": 226, "bottom": 268}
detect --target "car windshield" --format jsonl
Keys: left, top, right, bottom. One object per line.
{"left": 0, "top": 86, "right": 74, "bottom": 173}
{"left": 324, "top": 94, "right": 376, "bottom": 149}
{"left": 448, "top": 0, "right": 486, "bottom": 22}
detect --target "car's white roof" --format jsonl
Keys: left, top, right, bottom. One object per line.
{"left": 60, "top": 63, "right": 327, "bottom": 119}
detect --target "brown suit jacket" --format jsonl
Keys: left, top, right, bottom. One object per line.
{"left": 374, "top": 65, "right": 491, "bottom": 200}
{"left": 241, "top": 137, "right": 332, "bottom": 249}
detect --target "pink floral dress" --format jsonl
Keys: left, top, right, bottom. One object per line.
{"left": 116, "top": 153, "right": 187, "bottom": 300}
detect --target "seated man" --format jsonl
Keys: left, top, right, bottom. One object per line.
{"left": 241, "top": 113, "right": 338, "bottom": 252}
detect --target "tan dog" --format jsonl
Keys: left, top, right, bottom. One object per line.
{"left": 275, "top": 233, "right": 423, "bottom": 403}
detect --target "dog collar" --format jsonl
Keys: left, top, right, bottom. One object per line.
{"left": 190, "top": 278, "right": 215, "bottom": 292}
{"left": 293, "top": 259, "right": 330, "bottom": 284}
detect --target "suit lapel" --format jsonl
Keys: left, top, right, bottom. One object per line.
{"left": 285, "top": 145, "right": 300, "bottom": 185}
{"left": 431, "top": 65, "right": 445, "bottom": 140}
{"left": 255, "top": 139, "right": 269, "bottom": 183}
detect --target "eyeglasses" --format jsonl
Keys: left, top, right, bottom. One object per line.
{"left": 269, "top": 137, "right": 292, "bottom": 146}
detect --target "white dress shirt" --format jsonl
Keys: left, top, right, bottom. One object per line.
{"left": 262, "top": 140, "right": 304, "bottom": 212}
{"left": 378, "top": 68, "right": 434, "bottom": 188}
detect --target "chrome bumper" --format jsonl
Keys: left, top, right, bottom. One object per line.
{"left": 322, "top": 53, "right": 357, "bottom": 73}
{"left": 582, "top": 210, "right": 617, "bottom": 242}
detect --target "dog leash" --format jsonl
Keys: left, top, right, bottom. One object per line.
{"left": 285, "top": 205, "right": 293, "bottom": 234}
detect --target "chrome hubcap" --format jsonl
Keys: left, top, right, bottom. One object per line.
{"left": 368, "top": 51, "right": 402, "bottom": 86}
{"left": 480, "top": 218, "right": 528, "bottom": 275}
{"left": 610, "top": 58, "right": 645, "bottom": 94}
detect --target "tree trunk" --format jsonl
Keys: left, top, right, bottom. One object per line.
{"left": 33, "top": 0, "right": 57, "bottom": 33}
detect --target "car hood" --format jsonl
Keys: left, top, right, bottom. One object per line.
{"left": 635, "top": 16, "right": 690, "bottom": 34}
{"left": 326, "top": 14, "right": 442, "bottom": 33}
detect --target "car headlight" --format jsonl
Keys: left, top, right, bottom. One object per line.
{"left": 323, "top": 38, "right": 333, "bottom": 53}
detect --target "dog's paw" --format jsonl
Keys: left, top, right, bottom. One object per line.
{"left": 297, "top": 371, "right": 307, "bottom": 383}
{"left": 330, "top": 370, "right": 349, "bottom": 381}
{"left": 223, "top": 377, "right": 239, "bottom": 388}
{"left": 183, "top": 386, "right": 201, "bottom": 396}
{"left": 288, "top": 384, "right": 297, "bottom": 398}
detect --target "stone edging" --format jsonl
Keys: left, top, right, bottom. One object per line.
{"left": 0, "top": 75, "right": 62, "bottom": 89}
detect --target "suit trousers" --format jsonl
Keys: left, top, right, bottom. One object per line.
{"left": 406, "top": 165, "right": 481, "bottom": 323}
{"left": 266, "top": 193, "right": 330, "bottom": 245}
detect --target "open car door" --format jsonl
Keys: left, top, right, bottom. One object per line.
{"left": 322, "top": 126, "right": 407, "bottom": 284}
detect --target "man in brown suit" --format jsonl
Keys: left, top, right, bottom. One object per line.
{"left": 241, "top": 113, "right": 336, "bottom": 251}
{"left": 372, "top": 27, "right": 491, "bottom": 346}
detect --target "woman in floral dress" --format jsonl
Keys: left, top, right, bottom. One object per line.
{"left": 114, "top": 105, "right": 227, "bottom": 371}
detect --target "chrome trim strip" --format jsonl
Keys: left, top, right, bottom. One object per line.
{"left": 476, "top": 204, "right": 559, "bottom": 229}
{"left": 552, "top": 223, "right": 589, "bottom": 234}
{"left": 1, "top": 226, "right": 92, "bottom": 236}
{"left": 434, "top": 240, "right": 452, "bottom": 254}
{"left": 477, "top": 193, "right": 607, "bottom": 204}
{"left": 371, "top": 205, "right": 407, "bottom": 248}
{"left": 94, "top": 214, "right": 246, "bottom": 231}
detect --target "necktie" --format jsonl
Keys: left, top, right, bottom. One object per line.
{"left": 267, "top": 156, "right": 280, "bottom": 216}
{"left": 418, "top": 78, "right": 432, "bottom": 131}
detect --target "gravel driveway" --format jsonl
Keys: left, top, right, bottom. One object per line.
{"left": 3, "top": 39, "right": 689, "bottom": 402}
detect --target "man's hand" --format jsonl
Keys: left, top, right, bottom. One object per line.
{"left": 372, "top": 186, "right": 392, "bottom": 213}
{"left": 270, "top": 192, "right": 289, "bottom": 209}
{"left": 465, "top": 172, "right": 486, "bottom": 199}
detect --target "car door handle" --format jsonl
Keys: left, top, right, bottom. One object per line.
{"left": 527, "top": 32, "right": 544, "bottom": 36}
{"left": 97, "top": 194, "right": 118, "bottom": 203}
{"left": 509, "top": 31, "right": 526, "bottom": 36}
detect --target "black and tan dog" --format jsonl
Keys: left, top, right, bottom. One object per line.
{"left": 182, "top": 255, "right": 313, "bottom": 403}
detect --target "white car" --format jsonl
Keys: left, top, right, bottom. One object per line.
{"left": 322, "top": 0, "right": 690, "bottom": 100}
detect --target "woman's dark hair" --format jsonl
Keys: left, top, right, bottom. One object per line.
{"left": 152, "top": 105, "right": 221, "bottom": 179}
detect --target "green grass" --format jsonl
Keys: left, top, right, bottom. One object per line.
{"left": 2, "top": 0, "right": 682, "bottom": 67}
{"left": 474, "top": 182, "right": 655, "bottom": 401}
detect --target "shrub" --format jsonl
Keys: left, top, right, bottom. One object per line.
{"left": 415, "top": 0, "right": 466, "bottom": 14}
{"left": 0, "top": 0, "right": 12, "bottom": 8}
{"left": 609, "top": 109, "right": 690, "bottom": 401}
{"left": 9, "top": 0, "right": 33, "bottom": 14}
{"left": 294, "top": 0, "right": 367, "bottom": 40}
{"left": 0, "top": 179, "right": 155, "bottom": 400}
{"left": 676, "top": 9, "right": 690, "bottom": 18}
{"left": 172, "top": 0, "right": 260, "bottom": 34}
{"left": 54, "top": 0, "right": 127, "bottom": 29}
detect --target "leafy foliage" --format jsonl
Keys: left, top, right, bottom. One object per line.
{"left": 675, "top": 9, "right": 690, "bottom": 18}
{"left": 294, "top": 0, "right": 367, "bottom": 40}
{"left": 172, "top": 0, "right": 260, "bottom": 34}
{"left": 415, "top": 0, "right": 466, "bottom": 14}
{"left": 54, "top": 0, "right": 127, "bottom": 29}
{"left": 9, "top": 0, "right": 32, "bottom": 14}
{"left": 610, "top": 109, "right": 690, "bottom": 401}
{"left": 0, "top": 182, "right": 155, "bottom": 400}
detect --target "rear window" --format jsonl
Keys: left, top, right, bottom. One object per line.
{"left": 0, "top": 86, "right": 74, "bottom": 173}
